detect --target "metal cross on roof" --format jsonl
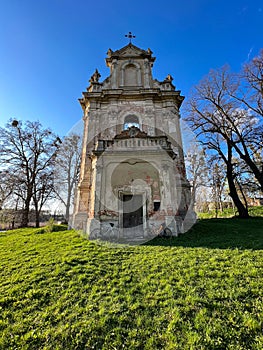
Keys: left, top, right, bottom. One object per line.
{"left": 125, "top": 31, "right": 136, "bottom": 43}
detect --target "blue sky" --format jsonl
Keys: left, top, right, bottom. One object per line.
{"left": 0, "top": 0, "right": 262, "bottom": 136}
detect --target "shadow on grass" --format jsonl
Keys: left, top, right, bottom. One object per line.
{"left": 143, "top": 217, "right": 263, "bottom": 250}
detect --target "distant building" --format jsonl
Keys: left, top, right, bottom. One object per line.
{"left": 72, "top": 41, "right": 195, "bottom": 241}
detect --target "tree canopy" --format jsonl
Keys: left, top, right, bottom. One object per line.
{"left": 0, "top": 120, "right": 61, "bottom": 227}
{"left": 185, "top": 50, "right": 263, "bottom": 217}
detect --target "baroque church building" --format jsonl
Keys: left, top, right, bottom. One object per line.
{"left": 72, "top": 41, "right": 195, "bottom": 241}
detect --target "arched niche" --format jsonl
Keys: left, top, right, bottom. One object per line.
{"left": 123, "top": 115, "right": 140, "bottom": 130}
{"left": 120, "top": 61, "right": 142, "bottom": 87}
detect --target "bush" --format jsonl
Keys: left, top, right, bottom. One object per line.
{"left": 44, "top": 218, "right": 54, "bottom": 233}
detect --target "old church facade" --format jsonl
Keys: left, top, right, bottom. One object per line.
{"left": 72, "top": 42, "right": 195, "bottom": 241}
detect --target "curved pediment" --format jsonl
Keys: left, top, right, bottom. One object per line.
{"left": 106, "top": 43, "right": 155, "bottom": 63}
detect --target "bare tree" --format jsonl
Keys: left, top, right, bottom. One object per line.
{"left": 184, "top": 55, "right": 263, "bottom": 218}
{"left": 185, "top": 79, "right": 250, "bottom": 218}
{"left": 235, "top": 49, "right": 263, "bottom": 116}
{"left": 0, "top": 120, "right": 61, "bottom": 227}
{"left": 211, "top": 135, "right": 249, "bottom": 218}
{"left": 186, "top": 62, "right": 263, "bottom": 192}
{"left": 0, "top": 169, "right": 14, "bottom": 210}
{"left": 229, "top": 50, "right": 263, "bottom": 189}
{"left": 54, "top": 133, "right": 81, "bottom": 221}
{"left": 209, "top": 159, "right": 227, "bottom": 216}
{"left": 185, "top": 143, "right": 209, "bottom": 210}
{"left": 33, "top": 170, "right": 55, "bottom": 228}
{"left": 232, "top": 158, "right": 261, "bottom": 209}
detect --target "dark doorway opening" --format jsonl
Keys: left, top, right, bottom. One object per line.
{"left": 122, "top": 194, "right": 143, "bottom": 228}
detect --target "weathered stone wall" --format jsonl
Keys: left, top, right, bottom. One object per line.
{"left": 72, "top": 43, "right": 195, "bottom": 238}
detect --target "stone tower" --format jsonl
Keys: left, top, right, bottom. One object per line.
{"left": 72, "top": 42, "right": 195, "bottom": 241}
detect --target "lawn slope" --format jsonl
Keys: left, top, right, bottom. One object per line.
{"left": 0, "top": 219, "right": 263, "bottom": 349}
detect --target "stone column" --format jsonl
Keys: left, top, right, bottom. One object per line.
{"left": 93, "top": 163, "right": 103, "bottom": 218}
{"left": 144, "top": 59, "right": 150, "bottom": 88}
{"left": 161, "top": 163, "right": 172, "bottom": 209}
{"left": 111, "top": 59, "right": 118, "bottom": 88}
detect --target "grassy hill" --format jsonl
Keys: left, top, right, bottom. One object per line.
{"left": 1, "top": 218, "right": 263, "bottom": 349}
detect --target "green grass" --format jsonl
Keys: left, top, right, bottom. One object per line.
{"left": 0, "top": 219, "right": 263, "bottom": 349}
{"left": 197, "top": 206, "right": 263, "bottom": 219}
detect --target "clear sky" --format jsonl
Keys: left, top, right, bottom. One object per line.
{"left": 0, "top": 0, "right": 262, "bottom": 136}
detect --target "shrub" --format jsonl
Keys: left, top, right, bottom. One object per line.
{"left": 44, "top": 218, "right": 54, "bottom": 233}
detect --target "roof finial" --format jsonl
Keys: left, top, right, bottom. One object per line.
{"left": 125, "top": 31, "right": 136, "bottom": 44}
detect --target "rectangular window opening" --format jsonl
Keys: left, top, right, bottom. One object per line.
{"left": 154, "top": 201, "right": 160, "bottom": 211}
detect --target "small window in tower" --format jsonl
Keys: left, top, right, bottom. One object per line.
{"left": 153, "top": 201, "right": 161, "bottom": 211}
{"left": 123, "top": 115, "right": 140, "bottom": 130}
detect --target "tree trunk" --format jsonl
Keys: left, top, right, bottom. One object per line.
{"left": 65, "top": 181, "right": 74, "bottom": 222}
{"left": 236, "top": 178, "right": 248, "bottom": 211}
{"left": 21, "top": 184, "right": 34, "bottom": 227}
{"left": 21, "top": 198, "right": 30, "bottom": 227}
{"left": 65, "top": 193, "right": 71, "bottom": 222}
{"left": 33, "top": 191, "right": 41, "bottom": 228}
{"left": 35, "top": 205, "right": 40, "bottom": 228}
{"left": 226, "top": 165, "right": 249, "bottom": 218}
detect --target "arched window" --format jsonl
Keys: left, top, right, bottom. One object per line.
{"left": 123, "top": 115, "right": 140, "bottom": 130}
